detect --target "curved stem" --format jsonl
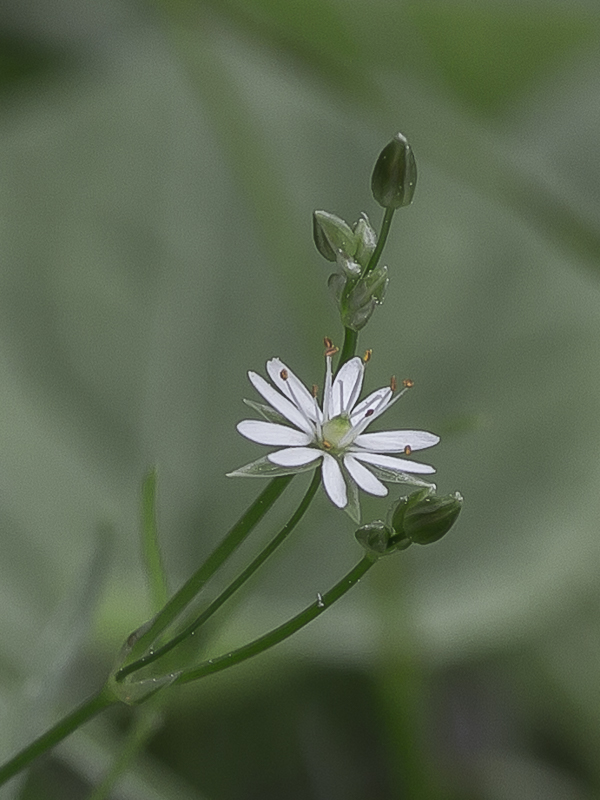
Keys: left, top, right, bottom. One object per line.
{"left": 117, "top": 469, "right": 322, "bottom": 682}
{"left": 175, "top": 554, "right": 376, "bottom": 685}
{"left": 0, "top": 688, "right": 116, "bottom": 788}
{"left": 124, "top": 475, "right": 294, "bottom": 663}
{"left": 365, "top": 207, "right": 395, "bottom": 275}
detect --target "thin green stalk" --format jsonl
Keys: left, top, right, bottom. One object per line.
{"left": 0, "top": 689, "right": 116, "bottom": 788}
{"left": 364, "top": 207, "right": 395, "bottom": 276}
{"left": 141, "top": 468, "right": 168, "bottom": 610}
{"left": 337, "top": 327, "right": 358, "bottom": 367}
{"left": 117, "top": 469, "right": 322, "bottom": 682}
{"left": 125, "top": 475, "right": 294, "bottom": 662}
{"left": 175, "top": 554, "right": 376, "bottom": 684}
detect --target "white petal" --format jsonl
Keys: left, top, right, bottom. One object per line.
{"left": 268, "top": 447, "right": 322, "bottom": 467}
{"left": 331, "top": 358, "right": 364, "bottom": 417}
{"left": 266, "top": 359, "right": 320, "bottom": 422}
{"left": 237, "top": 420, "right": 312, "bottom": 446}
{"left": 248, "top": 372, "right": 314, "bottom": 435}
{"left": 344, "top": 455, "right": 388, "bottom": 496}
{"left": 352, "top": 451, "right": 436, "bottom": 474}
{"left": 354, "top": 430, "right": 440, "bottom": 452}
{"left": 350, "top": 387, "right": 392, "bottom": 425}
{"left": 321, "top": 453, "right": 347, "bottom": 507}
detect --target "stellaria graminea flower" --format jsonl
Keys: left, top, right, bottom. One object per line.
{"left": 227, "top": 342, "right": 439, "bottom": 522}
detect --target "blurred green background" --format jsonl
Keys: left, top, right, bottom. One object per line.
{"left": 2, "top": 0, "right": 600, "bottom": 797}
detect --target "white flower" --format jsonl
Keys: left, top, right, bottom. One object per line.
{"left": 227, "top": 351, "right": 439, "bottom": 522}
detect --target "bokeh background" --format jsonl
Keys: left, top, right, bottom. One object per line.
{"left": 2, "top": 0, "right": 600, "bottom": 797}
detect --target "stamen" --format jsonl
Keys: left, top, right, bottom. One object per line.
{"left": 402, "top": 378, "right": 414, "bottom": 388}
{"left": 390, "top": 375, "right": 397, "bottom": 392}
{"left": 312, "top": 384, "right": 318, "bottom": 398}
{"left": 324, "top": 336, "right": 333, "bottom": 348}
{"left": 365, "top": 409, "right": 374, "bottom": 418}
{"left": 325, "top": 345, "right": 339, "bottom": 358}
{"left": 323, "top": 440, "right": 332, "bottom": 450}
{"left": 280, "top": 369, "right": 289, "bottom": 381}
{"left": 363, "top": 349, "right": 372, "bottom": 363}
{"left": 404, "top": 445, "right": 412, "bottom": 456}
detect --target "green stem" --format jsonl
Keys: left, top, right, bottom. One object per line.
{"left": 365, "top": 207, "right": 395, "bottom": 275}
{"left": 175, "top": 554, "right": 376, "bottom": 684}
{"left": 125, "top": 475, "right": 294, "bottom": 663}
{"left": 117, "top": 469, "right": 322, "bottom": 682}
{"left": 141, "top": 468, "right": 168, "bottom": 610}
{"left": 0, "top": 689, "right": 116, "bottom": 788}
{"left": 337, "top": 327, "right": 358, "bottom": 367}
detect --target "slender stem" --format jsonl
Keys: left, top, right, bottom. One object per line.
{"left": 117, "top": 469, "right": 322, "bottom": 682}
{"left": 141, "top": 468, "right": 168, "bottom": 610}
{"left": 337, "top": 327, "right": 358, "bottom": 367}
{"left": 124, "top": 475, "right": 294, "bottom": 663}
{"left": 175, "top": 554, "right": 376, "bottom": 684}
{"left": 365, "top": 207, "right": 395, "bottom": 275}
{"left": 0, "top": 689, "right": 116, "bottom": 788}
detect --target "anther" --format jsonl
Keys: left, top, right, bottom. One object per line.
{"left": 390, "top": 375, "right": 397, "bottom": 392}
{"left": 325, "top": 345, "right": 339, "bottom": 358}
{"left": 404, "top": 445, "right": 412, "bottom": 456}
{"left": 363, "top": 349, "right": 372, "bottom": 363}
{"left": 323, "top": 440, "right": 332, "bottom": 450}
{"left": 402, "top": 378, "right": 414, "bottom": 388}
{"left": 312, "top": 384, "right": 319, "bottom": 398}
{"left": 280, "top": 369, "right": 289, "bottom": 381}
{"left": 324, "top": 337, "right": 333, "bottom": 348}
{"left": 365, "top": 409, "right": 374, "bottom": 418}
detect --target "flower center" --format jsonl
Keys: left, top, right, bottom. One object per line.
{"left": 321, "top": 414, "right": 353, "bottom": 453}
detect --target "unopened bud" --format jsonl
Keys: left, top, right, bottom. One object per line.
{"left": 391, "top": 488, "right": 463, "bottom": 546}
{"left": 371, "top": 133, "right": 417, "bottom": 209}
{"left": 313, "top": 210, "right": 357, "bottom": 261}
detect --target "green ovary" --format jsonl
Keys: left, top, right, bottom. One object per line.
{"left": 321, "top": 414, "right": 353, "bottom": 453}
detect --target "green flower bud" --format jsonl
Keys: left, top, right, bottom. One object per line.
{"left": 341, "top": 264, "right": 389, "bottom": 330}
{"left": 371, "top": 132, "right": 417, "bottom": 209}
{"left": 391, "top": 488, "right": 463, "bottom": 546}
{"left": 313, "top": 210, "right": 357, "bottom": 261}
{"left": 355, "top": 520, "right": 411, "bottom": 558}
{"left": 353, "top": 214, "right": 377, "bottom": 268}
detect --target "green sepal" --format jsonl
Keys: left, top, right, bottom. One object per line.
{"left": 336, "top": 251, "right": 361, "bottom": 277}
{"left": 226, "top": 456, "right": 318, "bottom": 478}
{"left": 371, "top": 132, "right": 417, "bottom": 209}
{"left": 364, "top": 465, "right": 436, "bottom": 489}
{"left": 355, "top": 520, "right": 411, "bottom": 558}
{"left": 243, "top": 398, "right": 288, "bottom": 425}
{"left": 328, "top": 271, "right": 347, "bottom": 304}
{"left": 353, "top": 214, "right": 377, "bottom": 268}
{"left": 313, "top": 210, "right": 357, "bottom": 261}
{"left": 344, "top": 476, "right": 361, "bottom": 524}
